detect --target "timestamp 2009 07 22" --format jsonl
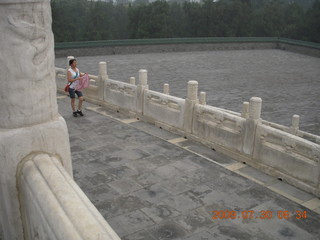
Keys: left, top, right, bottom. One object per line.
{"left": 212, "top": 210, "right": 307, "bottom": 220}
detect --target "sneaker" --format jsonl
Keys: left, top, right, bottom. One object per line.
{"left": 73, "top": 111, "right": 78, "bottom": 117}
{"left": 77, "top": 110, "right": 84, "bottom": 116}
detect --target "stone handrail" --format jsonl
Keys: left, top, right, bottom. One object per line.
{"left": 55, "top": 61, "right": 320, "bottom": 197}
{"left": 17, "top": 153, "right": 121, "bottom": 240}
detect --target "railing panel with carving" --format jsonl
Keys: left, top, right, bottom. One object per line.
{"left": 192, "top": 104, "right": 246, "bottom": 153}
{"left": 105, "top": 78, "right": 138, "bottom": 112}
{"left": 254, "top": 125, "right": 320, "bottom": 188}
{"left": 143, "top": 89, "right": 185, "bottom": 129}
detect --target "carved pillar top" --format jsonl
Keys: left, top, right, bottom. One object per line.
{"left": 0, "top": 0, "right": 58, "bottom": 128}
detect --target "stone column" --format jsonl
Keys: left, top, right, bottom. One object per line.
{"left": 163, "top": 83, "right": 169, "bottom": 95}
{"left": 0, "top": 1, "right": 72, "bottom": 239}
{"left": 199, "top": 91, "right": 206, "bottom": 105}
{"left": 290, "top": 114, "right": 300, "bottom": 135}
{"left": 243, "top": 97, "right": 262, "bottom": 155}
{"left": 249, "top": 97, "right": 262, "bottom": 120}
{"left": 98, "top": 61, "right": 108, "bottom": 101}
{"left": 183, "top": 81, "right": 199, "bottom": 133}
{"left": 137, "top": 69, "right": 149, "bottom": 114}
{"left": 241, "top": 101, "right": 249, "bottom": 119}
{"left": 130, "top": 77, "right": 136, "bottom": 85}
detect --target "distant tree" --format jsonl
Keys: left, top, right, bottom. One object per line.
{"left": 89, "top": 1, "right": 114, "bottom": 40}
{"left": 251, "top": 0, "right": 286, "bottom": 37}
{"left": 113, "top": 4, "right": 129, "bottom": 39}
{"left": 303, "top": 0, "right": 320, "bottom": 42}
{"left": 52, "top": 0, "right": 88, "bottom": 42}
{"left": 51, "top": 0, "right": 319, "bottom": 43}
{"left": 168, "top": 2, "right": 188, "bottom": 37}
{"left": 128, "top": 0, "right": 170, "bottom": 38}
{"left": 282, "top": 2, "right": 304, "bottom": 39}
{"left": 183, "top": 1, "right": 207, "bottom": 37}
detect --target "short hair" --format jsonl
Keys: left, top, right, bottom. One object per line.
{"left": 69, "top": 59, "right": 76, "bottom": 66}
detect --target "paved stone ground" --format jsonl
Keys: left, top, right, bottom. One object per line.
{"left": 57, "top": 94, "right": 320, "bottom": 240}
{"left": 55, "top": 49, "right": 320, "bottom": 136}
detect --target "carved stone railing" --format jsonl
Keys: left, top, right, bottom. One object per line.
{"left": 55, "top": 60, "right": 320, "bottom": 197}
{"left": 17, "top": 153, "right": 121, "bottom": 240}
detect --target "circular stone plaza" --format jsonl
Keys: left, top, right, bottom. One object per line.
{"left": 54, "top": 47, "right": 320, "bottom": 240}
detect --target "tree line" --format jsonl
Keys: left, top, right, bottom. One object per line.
{"left": 51, "top": 0, "right": 320, "bottom": 43}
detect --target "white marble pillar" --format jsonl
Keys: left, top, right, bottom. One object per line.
{"left": 130, "top": 77, "right": 136, "bottom": 85}
{"left": 163, "top": 83, "right": 170, "bottom": 95}
{"left": 243, "top": 97, "right": 262, "bottom": 155}
{"left": 98, "top": 61, "right": 107, "bottom": 100}
{"left": 241, "top": 101, "right": 250, "bottom": 119}
{"left": 249, "top": 97, "right": 262, "bottom": 120}
{"left": 290, "top": 114, "right": 300, "bottom": 135}
{"left": 183, "top": 81, "right": 199, "bottom": 133}
{"left": 137, "top": 69, "right": 149, "bottom": 113}
{"left": 0, "top": 1, "right": 72, "bottom": 239}
{"left": 199, "top": 91, "right": 206, "bottom": 105}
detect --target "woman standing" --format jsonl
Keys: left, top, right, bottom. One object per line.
{"left": 67, "top": 59, "right": 85, "bottom": 117}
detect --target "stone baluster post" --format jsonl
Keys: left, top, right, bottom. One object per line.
{"left": 183, "top": 81, "right": 199, "bottom": 133}
{"left": 0, "top": 1, "right": 72, "bottom": 239}
{"left": 137, "top": 69, "right": 149, "bottom": 114}
{"left": 241, "top": 102, "right": 249, "bottom": 119}
{"left": 290, "top": 114, "right": 300, "bottom": 135}
{"left": 98, "top": 61, "right": 108, "bottom": 101}
{"left": 199, "top": 91, "right": 206, "bottom": 105}
{"left": 243, "top": 97, "right": 262, "bottom": 155}
{"left": 130, "top": 77, "right": 136, "bottom": 85}
{"left": 163, "top": 83, "right": 169, "bottom": 95}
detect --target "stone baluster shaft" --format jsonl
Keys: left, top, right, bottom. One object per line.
{"left": 163, "top": 83, "right": 169, "bottom": 95}
{"left": 137, "top": 69, "right": 149, "bottom": 114}
{"left": 241, "top": 101, "right": 249, "bottom": 119}
{"left": 130, "top": 77, "right": 136, "bottom": 85}
{"left": 183, "top": 81, "right": 199, "bottom": 133}
{"left": 199, "top": 91, "right": 206, "bottom": 105}
{"left": 243, "top": 97, "right": 262, "bottom": 155}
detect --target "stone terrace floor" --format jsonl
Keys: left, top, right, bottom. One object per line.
{"left": 57, "top": 94, "right": 320, "bottom": 240}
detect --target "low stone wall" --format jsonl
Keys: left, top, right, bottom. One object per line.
{"left": 277, "top": 42, "right": 320, "bottom": 58}
{"left": 54, "top": 38, "right": 320, "bottom": 58}
{"left": 55, "top": 42, "right": 278, "bottom": 57}
{"left": 55, "top": 60, "right": 320, "bottom": 197}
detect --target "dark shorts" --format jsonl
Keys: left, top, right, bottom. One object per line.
{"left": 69, "top": 88, "right": 83, "bottom": 99}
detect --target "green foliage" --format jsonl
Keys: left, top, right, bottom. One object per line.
{"left": 51, "top": 0, "right": 320, "bottom": 43}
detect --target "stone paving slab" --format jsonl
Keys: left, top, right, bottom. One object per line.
{"left": 237, "top": 165, "right": 277, "bottom": 184}
{"left": 130, "top": 121, "right": 181, "bottom": 140}
{"left": 269, "top": 181, "right": 315, "bottom": 203}
{"left": 57, "top": 94, "right": 320, "bottom": 240}
{"left": 176, "top": 140, "right": 238, "bottom": 166}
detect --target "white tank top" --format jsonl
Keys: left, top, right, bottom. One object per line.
{"left": 68, "top": 68, "right": 79, "bottom": 89}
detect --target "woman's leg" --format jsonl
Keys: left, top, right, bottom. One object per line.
{"left": 71, "top": 98, "right": 76, "bottom": 112}
{"left": 69, "top": 88, "right": 78, "bottom": 117}
{"left": 75, "top": 91, "right": 84, "bottom": 116}
{"left": 78, "top": 96, "right": 83, "bottom": 111}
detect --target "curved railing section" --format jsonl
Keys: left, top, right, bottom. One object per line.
{"left": 17, "top": 153, "right": 121, "bottom": 240}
